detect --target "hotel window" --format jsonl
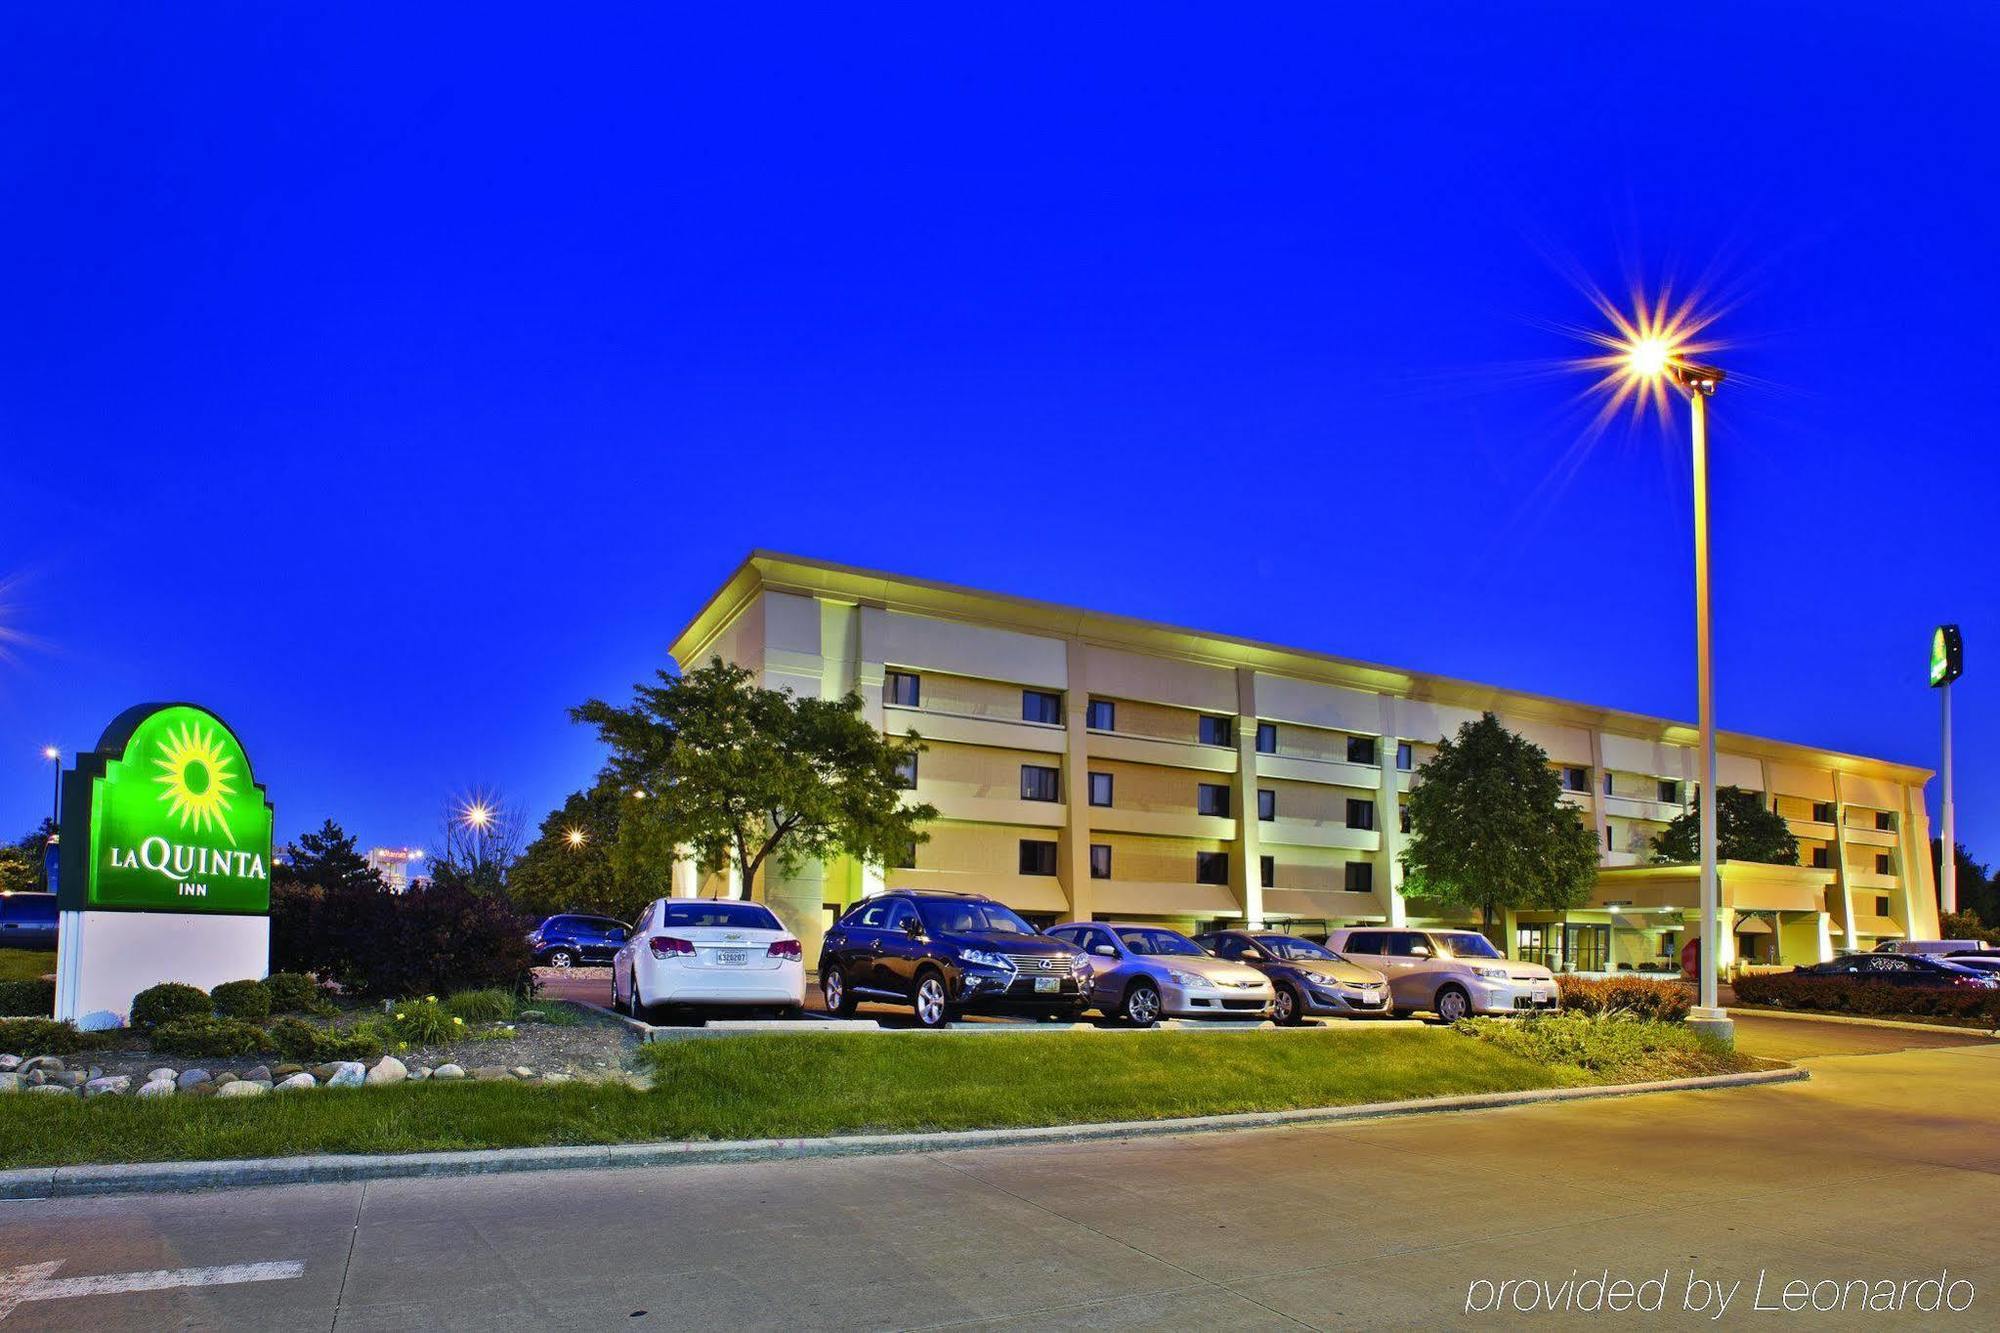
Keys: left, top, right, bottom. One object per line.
{"left": 1346, "top": 735, "right": 1377, "bottom": 766}
{"left": 1021, "top": 689, "right": 1062, "bottom": 725}
{"left": 1605, "top": 824, "right": 1615, "bottom": 851}
{"left": 1346, "top": 798, "right": 1376, "bottom": 831}
{"left": 894, "top": 755, "right": 918, "bottom": 790}
{"left": 884, "top": 671, "right": 920, "bottom": 708}
{"left": 1875, "top": 810, "right": 1896, "bottom": 832}
{"left": 1561, "top": 767, "right": 1588, "bottom": 793}
{"left": 1657, "top": 779, "right": 1682, "bottom": 804}
{"left": 1875, "top": 853, "right": 1894, "bottom": 876}
{"left": 1260, "top": 855, "right": 1275, "bottom": 888}
{"left": 1396, "top": 741, "right": 1413, "bottom": 771}
{"left": 1198, "top": 715, "right": 1233, "bottom": 747}
{"left": 1812, "top": 801, "right": 1835, "bottom": 823}
{"left": 1604, "top": 772, "right": 1615, "bottom": 795}
{"left": 1088, "top": 771, "right": 1114, "bottom": 807}
{"left": 1659, "top": 930, "right": 1679, "bottom": 958}
{"left": 1195, "top": 851, "right": 1230, "bottom": 885}
{"left": 1197, "top": 783, "right": 1231, "bottom": 817}
{"left": 1086, "top": 698, "right": 1115, "bottom": 731}
{"left": 1811, "top": 846, "right": 1830, "bottom": 869}
{"left": 894, "top": 840, "right": 917, "bottom": 869}
{"left": 1875, "top": 895, "right": 1891, "bottom": 916}
{"left": 1018, "top": 840, "right": 1059, "bottom": 876}
{"left": 1257, "top": 789, "right": 1276, "bottom": 822}
{"left": 1344, "top": 861, "right": 1374, "bottom": 893}
{"left": 1256, "top": 722, "right": 1277, "bottom": 754}
{"left": 1089, "top": 844, "right": 1112, "bottom": 880}
{"left": 1020, "top": 765, "right": 1060, "bottom": 803}
{"left": 1399, "top": 800, "right": 1411, "bottom": 834}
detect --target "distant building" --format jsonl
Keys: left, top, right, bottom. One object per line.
{"left": 367, "top": 847, "right": 426, "bottom": 894}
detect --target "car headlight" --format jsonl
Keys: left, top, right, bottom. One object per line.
{"left": 962, "top": 949, "right": 1012, "bottom": 971}
{"left": 1166, "top": 969, "right": 1210, "bottom": 988}
{"left": 1069, "top": 952, "right": 1090, "bottom": 974}
{"left": 1307, "top": 972, "right": 1346, "bottom": 990}
{"left": 1474, "top": 966, "right": 1510, "bottom": 981}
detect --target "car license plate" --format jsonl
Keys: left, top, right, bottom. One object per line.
{"left": 714, "top": 950, "right": 748, "bottom": 967}
{"left": 1034, "top": 976, "right": 1059, "bottom": 994}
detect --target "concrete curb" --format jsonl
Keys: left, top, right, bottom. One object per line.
{"left": 0, "top": 1066, "right": 1805, "bottom": 1200}
{"left": 1732, "top": 1007, "right": 2000, "bottom": 1038}
{"left": 573, "top": 1000, "right": 1435, "bottom": 1041}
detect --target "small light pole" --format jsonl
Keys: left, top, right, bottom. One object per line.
{"left": 41, "top": 745, "right": 60, "bottom": 830}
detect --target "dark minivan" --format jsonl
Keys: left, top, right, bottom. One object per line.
{"left": 527, "top": 913, "right": 630, "bottom": 967}
{"left": 0, "top": 892, "right": 57, "bottom": 948}
{"left": 818, "top": 890, "right": 1088, "bottom": 1027}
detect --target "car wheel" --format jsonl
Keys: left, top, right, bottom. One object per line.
{"left": 1434, "top": 985, "right": 1472, "bottom": 1023}
{"left": 912, "top": 971, "right": 951, "bottom": 1028}
{"left": 823, "top": 966, "right": 857, "bottom": 1016}
{"left": 1122, "top": 981, "right": 1163, "bottom": 1027}
{"left": 611, "top": 975, "right": 627, "bottom": 1015}
{"left": 1273, "top": 984, "right": 1304, "bottom": 1026}
{"left": 630, "top": 977, "right": 654, "bottom": 1025}
{"left": 546, "top": 948, "right": 576, "bottom": 970}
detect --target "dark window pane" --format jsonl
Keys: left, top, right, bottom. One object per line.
{"left": 1396, "top": 742, "right": 1413, "bottom": 771}
{"left": 1255, "top": 722, "right": 1276, "bottom": 754}
{"left": 1259, "top": 855, "right": 1275, "bottom": 888}
{"left": 1019, "top": 840, "right": 1059, "bottom": 876}
{"left": 1197, "top": 783, "right": 1230, "bottom": 817}
{"left": 1346, "top": 736, "right": 1377, "bottom": 765}
{"left": 1199, "top": 716, "right": 1233, "bottom": 747}
{"left": 885, "top": 671, "right": 921, "bottom": 707}
{"left": 894, "top": 755, "right": 918, "bottom": 789}
{"left": 1020, "top": 765, "right": 1061, "bottom": 802}
{"left": 1344, "top": 861, "right": 1374, "bottom": 893}
{"left": 1088, "top": 772, "right": 1113, "bottom": 807}
{"left": 1346, "top": 799, "right": 1375, "bottom": 831}
{"left": 1090, "top": 844, "right": 1111, "bottom": 879}
{"left": 1022, "top": 690, "right": 1062, "bottom": 725}
{"left": 1195, "top": 851, "right": 1229, "bottom": 885}
{"left": 1086, "top": 699, "right": 1115, "bottom": 731}
{"left": 1257, "top": 789, "right": 1275, "bottom": 821}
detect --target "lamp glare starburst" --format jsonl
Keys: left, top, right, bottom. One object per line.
{"left": 1567, "top": 282, "right": 1725, "bottom": 431}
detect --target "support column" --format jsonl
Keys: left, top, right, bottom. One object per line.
{"left": 670, "top": 852, "right": 699, "bottom": 899}
{"left": 1230, "top": 669, "right": 1264, "bottom": 927}
{"left": 1832, "top": 773, "right": 1858, "bottom": 954}
{"left": 1061, "top": 639, "right": 1094, "bottom": 921}
{"left": 1379, "top": 694, "right": 1408, "bottom": 927}
{"left": 1587, "top": 730, "right": 1610, "bottom": 863}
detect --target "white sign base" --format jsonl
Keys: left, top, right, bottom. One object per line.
{"left": 54, "top": 911, "right": 270, "bottom": 1031}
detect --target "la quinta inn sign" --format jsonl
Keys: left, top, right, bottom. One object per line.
{"left": 55, "top": 703, "right": 274, "bottom": 1029}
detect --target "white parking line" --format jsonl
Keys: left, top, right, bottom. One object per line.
{"left": 0, "top": 1259, "right": 303, "bottom": 1319}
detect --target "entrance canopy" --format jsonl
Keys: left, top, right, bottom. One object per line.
{"left": 1592, "top": 861, "right": 1834, "bottom": 915}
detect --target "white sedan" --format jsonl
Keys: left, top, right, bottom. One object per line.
{"left": 611, "top": 898, "right": 806, "bottom": 1020}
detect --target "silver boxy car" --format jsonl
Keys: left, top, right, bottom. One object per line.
{"left": 1321, "top": 927, "right": 1558, "bottom": 1021}
{"left": 1046, "top": 922, "right": 1275, "bottom": 1024}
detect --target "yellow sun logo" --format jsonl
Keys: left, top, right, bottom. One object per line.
{"left": 152, "top": 721, "right": 240, "bottom": 845}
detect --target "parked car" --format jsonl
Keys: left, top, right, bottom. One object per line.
{"left": 0, "top": 892, "right": 57, "bottom": 949}
{"left": 1942, "top": 954, "right": 2000, "bottom": 980}
{"left": 819, "top": 890, "right": 1088, "bottom": 1027}
{"left": 1794, "top": 954, "right": 1998, "bottom": 988}
{"left": 1194, "top": 930, "right": 1391, "bottom": 1023}
{"left": 1046, "top": 922, "right": 1274, "bottom": 1024}
{"left": 1320, "top": 927, "right": 1558, "bottom": 1021}
{"left": 611, "top": 898, "right": 806, "bottom": 1020}
{"left": 527, "top": 913, "right": 631, "bottom": 967}
{"left": 1873, "top": 939, "right": 1993, "bottom": 956}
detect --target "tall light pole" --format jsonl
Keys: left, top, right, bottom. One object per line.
{"left": 1930, "top": 625, "right": 1963, "bottom": 914}
{"left": 41, "top": 746, "right": 60, "bottom": 830}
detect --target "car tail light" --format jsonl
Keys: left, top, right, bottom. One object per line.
{"left": 649, "top": 935, "right": 695, "bottom": 958}
{"left": 767, "top": 938, "right": 803, "bottom": 960}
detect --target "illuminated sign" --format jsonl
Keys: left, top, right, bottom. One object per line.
{"left": 1930, "top": 625, "right": 1963, "bottom": 689}
{"left": 59, "top": 704, "right": 273, "bottom": 914}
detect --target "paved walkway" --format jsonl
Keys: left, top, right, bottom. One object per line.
{"left": 0, "top": 1017, "right": 1992, "bottom": 1328}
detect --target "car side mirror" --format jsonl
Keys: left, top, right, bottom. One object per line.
{"left": 1409, "top": 945, "right": 1432, "bottom": 959}
{"left": 1240, "top": 949, "right": 1265, "bottom": 962}
{"left": 902, "top": 918, "right": 925, "bottom": 939}
{"left": 1091, "top": 943, "right": 1117, "bottom": 957}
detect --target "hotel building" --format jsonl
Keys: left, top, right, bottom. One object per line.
{"left": 668, "top": 553, "right": 1940, "bottom": 973}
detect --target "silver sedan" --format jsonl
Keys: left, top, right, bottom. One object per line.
{"left": 1046, "top": 922, "right": 1275, "bottom": 1024}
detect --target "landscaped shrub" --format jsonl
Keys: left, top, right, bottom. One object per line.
{"left": 0, "top": 978, "right": 54, "bottom": 1017}
{"left": 1459, "top": 1013, "right": 1744, "bottom": 1081}
{"left": 210, "top": 979, "right": 272, "bottom": 1022}
{"left": 1555, "top": 975, "right": 1692, "bottom": 1023}
{"left": 148, "top": 1017, "right": 273, "bottom": 1059}
{"left": 267, "top": 1016, "right": 385, "bottom": 1063}
{"left": 262, "top": 972, "right": 327, "bottom": 1015}
{"left": 0, "top": 1018, "right": 112, "bottom": 1056}
{"left": 1732, "top": 972, "right": 2000, "bottom": 1025}
{"left": 443, "top": 988, "right": 514, "bottom": 1023}
{"left": 129, "top": 982, "right": 212, "bottom": 1030}
{"left": 386, "top": 997, "right": 459, "bottom": 1046}
{"left": 344, "top": 879, "right": 538, "bottom": 999}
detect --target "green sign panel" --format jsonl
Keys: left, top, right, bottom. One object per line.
{"left": 1930, "top": 624, "right": 1963, "bottom": 688}
{"left": 59, "top": 704, "right": 273, "bottom": 915}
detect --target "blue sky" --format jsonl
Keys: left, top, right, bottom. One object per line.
{"left": 3, "top": 5, "right": 1995, "bottom": 866}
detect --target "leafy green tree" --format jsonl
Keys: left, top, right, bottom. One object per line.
{"left": 15, "top": 819, "right": 55, "bottom": 890}
{"left": 507, "top": 782, "right": 649, "bottom": 922}
{"left": 1400, "top": 713, "right": 1601, "bottom": 933}
{"left": 0, "top": 845, "right": 38, "bottom": 895}
{"left": 1650, "top": 786, "right": 1799, "bottom": 865}
{"left": 572, "top": 657, "right": 938, "bottom": 900}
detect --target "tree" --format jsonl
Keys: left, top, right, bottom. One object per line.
{"left": 0, "top": 845, "right": 38, "bottom": 896}
{"left": 1399, "top": 713, "right": 1601, "bottom": 933}
{"left": 572, "top": 657, "right": 938, "bottom": 900}
{"left": 505, "top": 782, "right": 649, "bottom": 922}
{"left": 1933, "top": 839, "right": 1997, "bottom": 928}
{"left": 16, "top": 818, "right": 55, "bottom": 891}
{"left": 1650, "top": 786, "right": 1799, "bottom": 866}
{"left": 270, "top": 819, "right": 390, "bottom": 977}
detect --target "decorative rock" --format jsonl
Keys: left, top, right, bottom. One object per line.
{"left": 26, "top": 1083, "right": 73, "bottom": 1096}
{"left": 275, "top": 1073, "right": 317, "bottom": 1091}
{"left": 19, "top": 1056, "right": 63, "bottom": 1075}
{"left": 24, "top": 1070, "right": 45, "bottom": 1086}
{"left": 432, "top": 1064, "right": 465, "bottom": 1081}
{"left": 243, "top": 1065, "right": 272, "bottom": 1084}
{"left": 542, "top": 1072, "right": 573, "bottom": 1085}
{"left": 310, "top": 1063, "right": 347, "bottom": 1082}
{"left": 409, "top": 1067, "right": 431, "bottom": 1081}
{"left": 0, "top": 1073, "right": 19, "bottom": 1093}
{"left": 471, "top": 1065, "right": 511, "bottom": 1081}
{"left": 325, "top": 1061, "right": 366, "bottom": 1088}
{"left": 83, "top": 1075, "right": 131, "bottom": 1098}
{"left": 136, "top": 1079, "right": 176, "bottom": 1098}
{"left": 149, "top": 1068, "right": 177, "bottom": 1084}
{"left": 510, "top": 1066, "right": 534, "bottom": 1079}
{"left": 213, "top": 1072, "right": 239, "bottom": 1086}
{"left": 182, "top": 1082, "right": 218, "bottom": 1098}
{"left": 365, "top": 1056, "right": 408, "bottom": 1086}
{"left": 0, "top": 1054, "right": 20, "bottom": 1071}
{"left": 87, "top": 1066, "right": 104, "bottom": 1081}
{"left": 216, "top": 1079, "right": 268, "bottom": 1098}
{"left": 53, "top": 1071, "right": 87, "bottom": 1088}
{"left": 177, "top": 1068, "right": 212, "bottom": 1089}
{"left": 273, "top": 1064, "right": 304, "bottom": 1078}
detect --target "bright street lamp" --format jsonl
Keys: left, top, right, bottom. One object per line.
{"left": 41, "top": 747, "right": 60, "bottom": 890}
{"left": 458, "top": 798, "right": 495, "bottom": 867}
{"left": 563, "top": 826, "right": 588, "bottom": 850}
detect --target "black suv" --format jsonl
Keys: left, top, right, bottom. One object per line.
{"left": 527, "top": 913, "right": 631, "bottom": 967}
{"left": 819, "top": 890, "right": 1088, "bottom": 1027}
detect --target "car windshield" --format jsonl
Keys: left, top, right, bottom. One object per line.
{"left": 658, "top": 902, "right": 781, "bottom": 930}
{"left": 1117, "top": 928, "right": 1203, "bottom": 957}
{"left": 918, "top": 899, "right": 1037, "bottom": 936}
{"left": 1256, "top": 935, "right": 1337, "bottom": 961}
{"left": 1434, "top": 932, "right": 1503, "bottom": 960}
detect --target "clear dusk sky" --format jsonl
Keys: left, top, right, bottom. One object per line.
{"left": 2, "top": 5, "right": 1994, "bottom": 865}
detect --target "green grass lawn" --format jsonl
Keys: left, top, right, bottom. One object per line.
{"left": 0, "top": 951, "right": 54, "bottom": 984}
{"left": 0, "top": 1028, "right": 1570, "bottom": 1168}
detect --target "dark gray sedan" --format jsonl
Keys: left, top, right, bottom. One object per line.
{"left": 1046, "top": 922, "right": 1275, "bottom": 1024}
{"left": 1195, "top": 931, "right": 1392, "bottom": 1023}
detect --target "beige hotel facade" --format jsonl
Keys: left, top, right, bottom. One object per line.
{"left": 669, "top": 553, "right": 1941, "bottom": 975}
